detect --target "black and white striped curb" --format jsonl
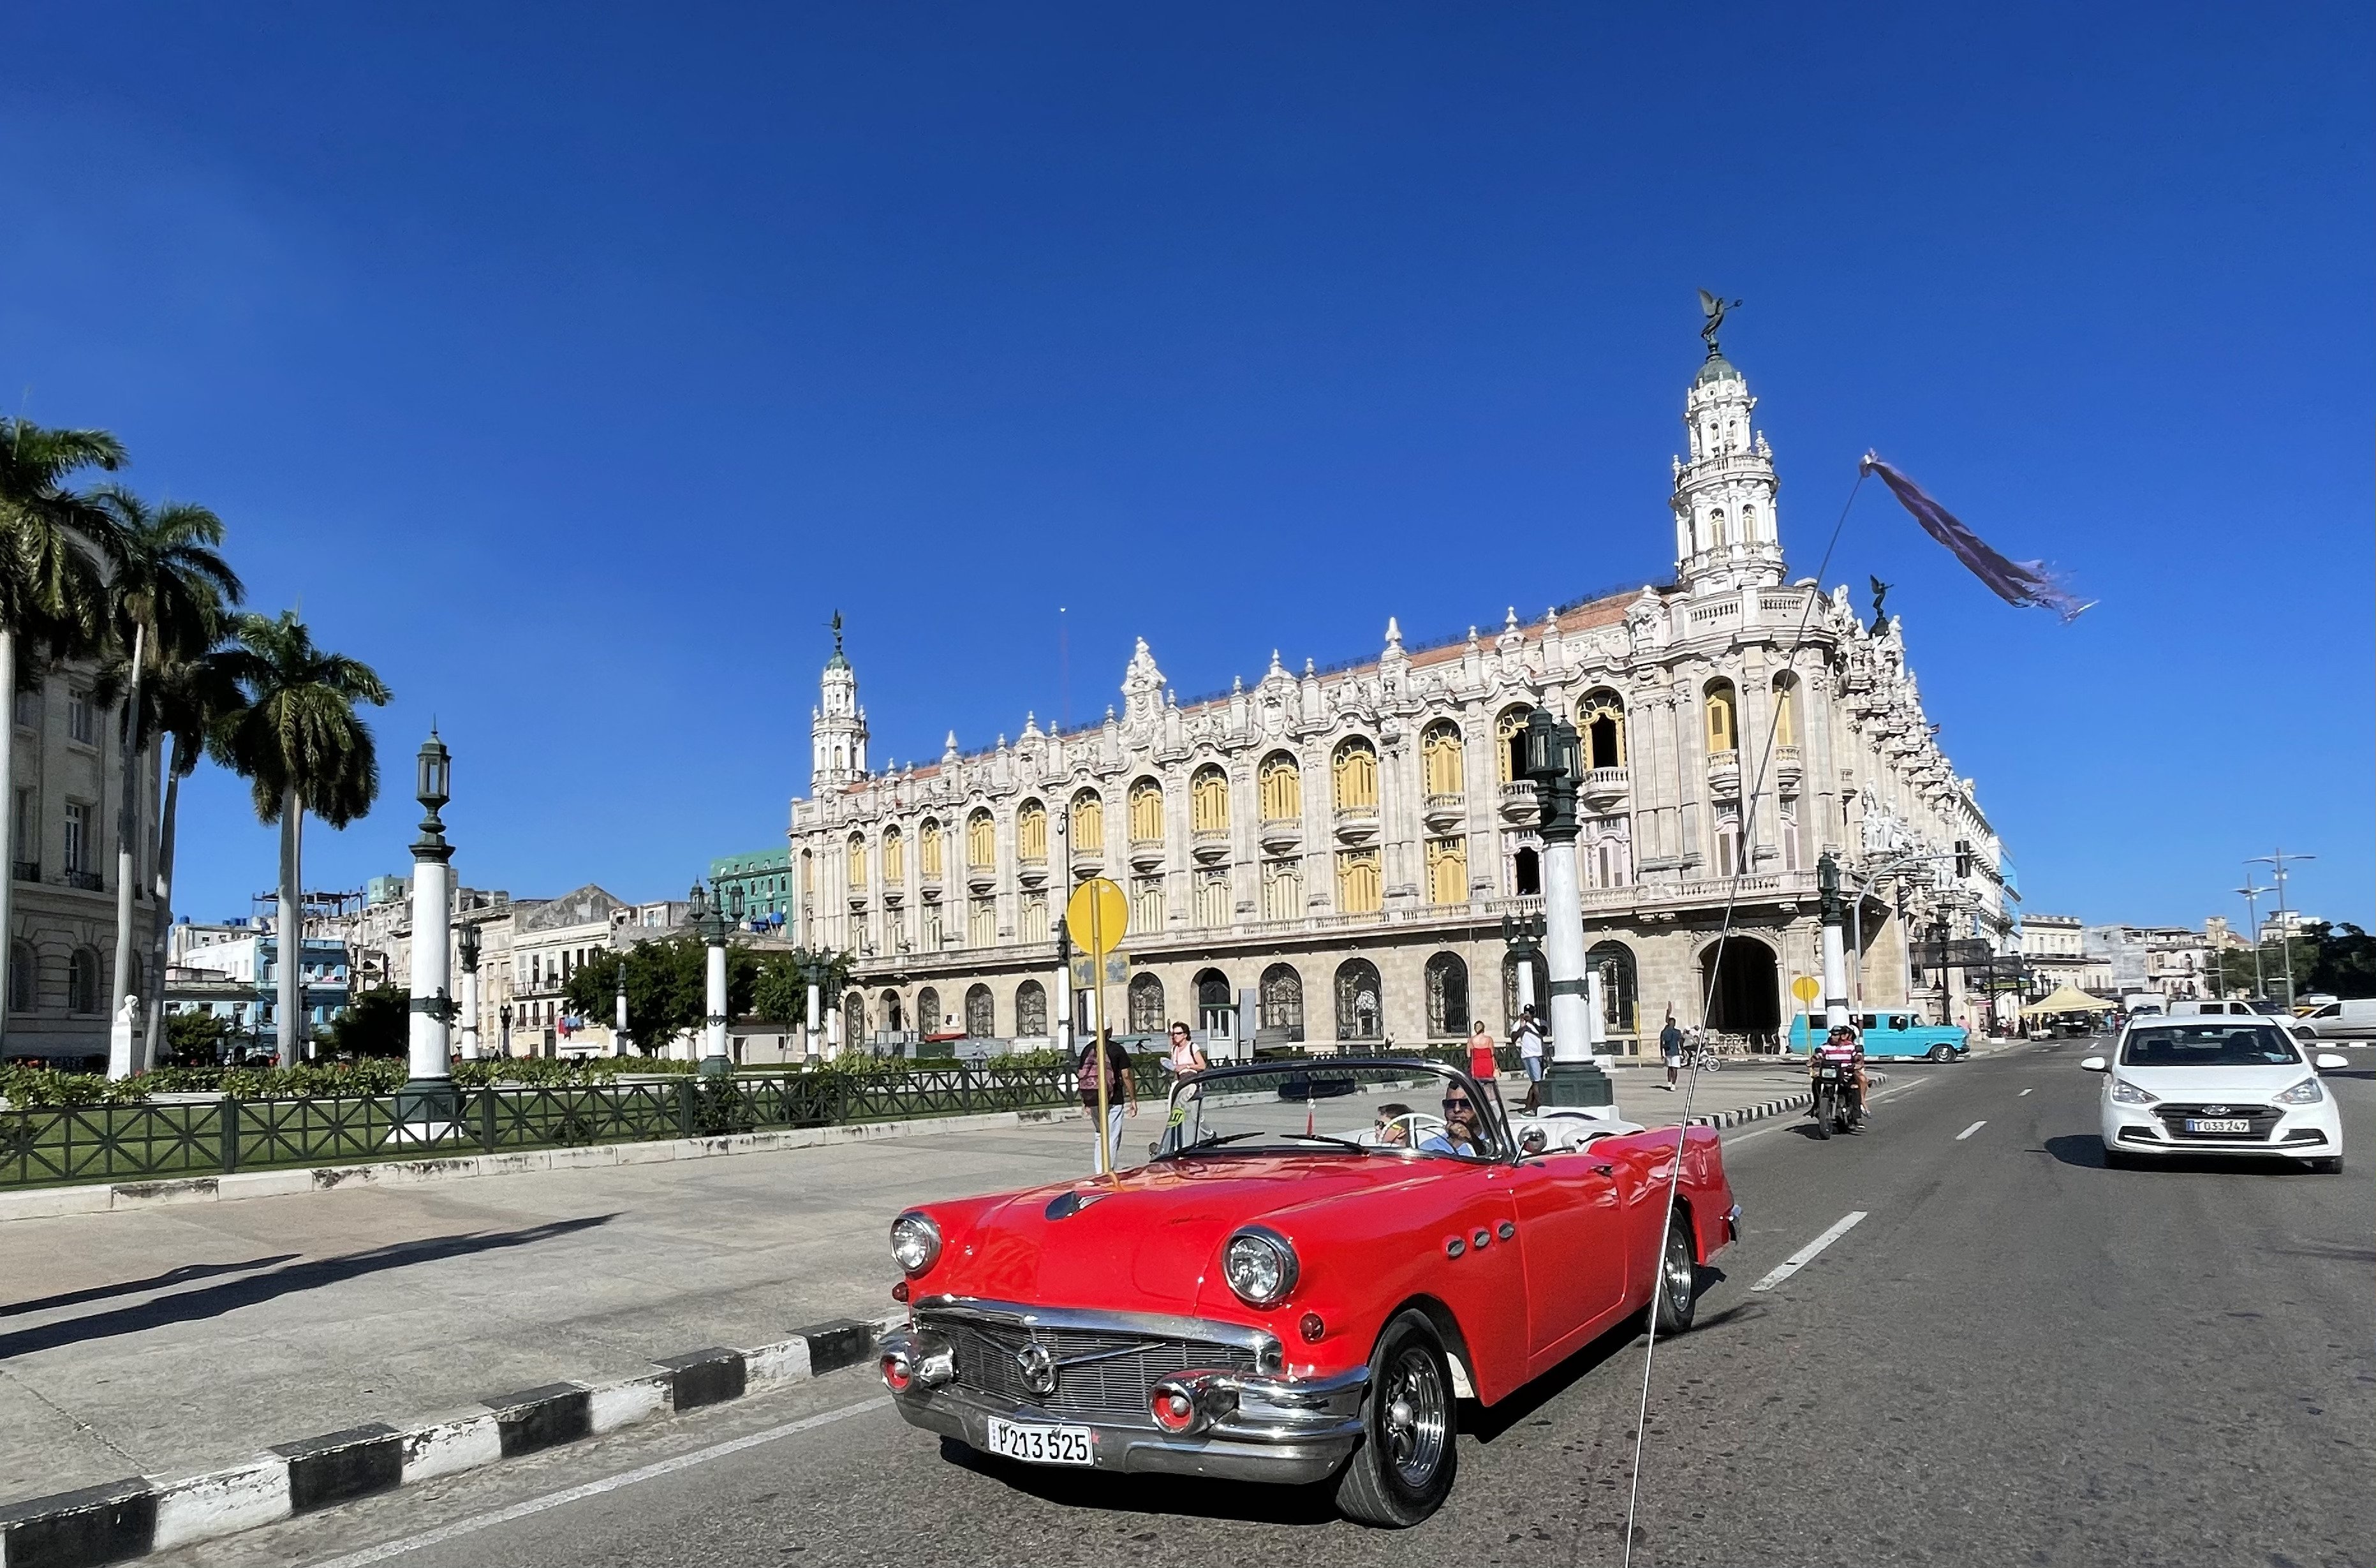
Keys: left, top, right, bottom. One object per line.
{"left": 1683, "top": 1071, "right": 1887, "bottom": 1131}
{"left": 0, "top": 1315, "right": 896, "bottom": 1568}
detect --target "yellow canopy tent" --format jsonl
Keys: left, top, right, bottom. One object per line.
{"left": 2022, "top": 984, "right": 2116, "bottom": 1016}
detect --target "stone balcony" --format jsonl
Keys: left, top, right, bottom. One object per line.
{"left": 1257, "top": 816, "right": 1302, "bottom": 854}
{"left": 1126, "top": 838, "right": 1165, "bottom": 872}
{"left": 1421, "top": 793, "right": 1464, "bottom": 833}
{"left": 1705, "top": 750, "right": 1741, "bottom": 795}
{"left": 1773, "top": 744, "right": 1802, "bottom": 789}
{"left": 1333, "top": 806, "right": 1380, "bottom": 845}
{"left": 1579, "top": 767, "right": 1630, "bottom": 812}
{"left": 1191, "top": 827, "right": 1232, "bottom": 864}
{"left": 1497, "top": 780, "right": 1539, "bottom": 824}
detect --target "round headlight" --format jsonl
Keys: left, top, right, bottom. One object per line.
{"left": 890, "top": 1211, "right": 942, "bottom": 1275}
{"left": 1222, "top": 1226, "right": 1298, "bottom": 1306}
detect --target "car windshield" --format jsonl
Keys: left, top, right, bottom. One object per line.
{"left": 2118, "top": 1024, "right": 2301, "bottom": 1067}
{"left": 1155, "top": 1059, "right": 1508, "bottom": 1162}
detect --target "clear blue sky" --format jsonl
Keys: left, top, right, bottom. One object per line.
{"left": 4, "top": 3, "right": 2368, "bottom": 933}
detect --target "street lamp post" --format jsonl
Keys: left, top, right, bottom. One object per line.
{"left": 1524, "top": 709, "right": 1612, "bottom": 1107}
{"left": 395, "top": 731, "right": 459, "bottom": 1138}
{"left": 612, "top": 960, "right": 629, "bottom": 1058}
{"left": 456, "top": 923, "right": 482, "bottom": 1061}
{"left": 802, "top": 954, "right": 823, "bottom": 1064}
{"left": 688, "top": 880, "right": 740, "bottom": 1077}
{"left": 1817, "top": 852, "right": 1850, "bottom": 1029}
{"left": 1500, "top": 911, "right": 1545, "bottom": 1020}
{"left": 2247, "top": 850, "right": 2314, "bottom": 1013}
{"left": 2234, "top": 878, "right": 2270, "bottom": 1002}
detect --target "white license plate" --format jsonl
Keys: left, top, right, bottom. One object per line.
{"left": 2185, "top": 1118, "right": 2251, "bottom": 1134}
{"left": 985, "top": 1417, "right": 1095, "bottom": 1466}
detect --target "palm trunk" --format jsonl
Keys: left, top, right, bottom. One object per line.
{"left": 0, "top": 627, "right": 15, "bottom": 1058}
{"left": 140, "top": 756, "right": 181, "bottom": 1070}
{"left": 277, "top": 785, "right": 302, "bottom": 1067}
{"left": 107, "top": 626, "right": 144, "bottom": 1079}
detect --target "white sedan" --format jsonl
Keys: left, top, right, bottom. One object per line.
{"left": 2083, "top": 1019, "right": 2349, "bottom": 1172}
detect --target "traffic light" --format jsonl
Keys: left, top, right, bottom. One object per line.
{"left": 1954, "top": 839, "right": 1973, "bottom": 878}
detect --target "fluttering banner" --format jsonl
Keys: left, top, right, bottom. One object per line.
{"left": 1859, "top": 454, "right": 2092, "bottom": 621}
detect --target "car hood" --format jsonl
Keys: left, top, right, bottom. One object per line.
{"left": 929, "top": 1155, "right": 1426, "bottom": 1315}
{"left": 2109, "top": 1063, "right": 2317, "bottom": 1100}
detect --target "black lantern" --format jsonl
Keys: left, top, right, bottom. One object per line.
{"left": 457, "top": 922, "right": 481, "bottom": 974}
{"left": 688, "top": 882, "right": 709, "bottom": 922}
{"left": 416, "top": 730, "right": 451, "bottom": 811}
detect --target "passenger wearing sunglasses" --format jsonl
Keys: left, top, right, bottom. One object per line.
{"left": 1417, "top": 1088, "right": 1486, "bottom": 1156}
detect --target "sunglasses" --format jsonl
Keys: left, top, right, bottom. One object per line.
{"left": 1440, "top": 1098, "right": 1473, "bottom": 1111}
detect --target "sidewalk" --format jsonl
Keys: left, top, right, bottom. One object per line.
{"left": 0, "top": 1066, "right": 1806, "bottom": 1504}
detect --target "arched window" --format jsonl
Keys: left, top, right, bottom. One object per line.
{"left": 1258, "top": 753, "right": 1301, "bottom": 823}
{"left": 917, "top": 986, "right": 942, "bottom": 1034}
{"left": 882, "top": 826, "right": 905, "bottom": 885}
{"left": 1709, "top": 508, "right": 1727, "bottom": 547}
{"left": 1740, "top": 503, "right": 1758, "bottom": 542}
{"left": 8, "top": 940, "right": 34, "bottom": 1013}
{"left": 1334, "top": 959, "right": 1382, "bottom": 1041}
{"left": 1070, "top": 790, "right": 1103, "bottom": 853}
{"left": 1502, "top": 947, "right": 1548, "bottom": 1030}
{"left": 1496, "top": 706, "right": 1535, "bottom": 784}
{"left": 846, "top": 832, "right": 868, "bottom": 888}
{"left": 1191, "top": 765, "right": 1230, "bottom": 834}
{"left": 1579, "top": 688, "right": 1627, "bottom": 770}
{"left": 1426, "top": 836, "right": 1467, "bottom": 905}
{"left": 1128, "top": 779, "right": 1163, "bottom": 843}
{"left": 1771, "top": 674, "right": 1798, "bottom": 749}
{"left": 1705, "top": 680, "right": 1738, "bottom": 755}
{"left": 1587, "top": 941, "right": 1639, "bottom": 1036}
{"left": 919, "top": 820, "right": 943, "bottom": 879}
{"left": 1421, "top": 721, "right": 1464, "bottom": 797}
{"left": 1335, "top": 848, "right": 1380, "bottom": 915}
{"left": 1332, "top": 738, "right": 1378, "bottom": 813}
{"left": 843, "top": 989, "right": 866, "bottom": 1040}
{"left": 1258, "top": 963, "right": 1304, "bottom": 1037}
{"left": 966, "top": 809, "right": 995, "bottom": 870}
{"left": 68, "top": 945, "right": 101, "bottom": 1016}
{"left": 1015, "top": 979, "right": 1047, "bottom": 1037}
{"left": 1424, "top": 952, "right": 1470, "bottom": 1038}
{"left": 1017, "top": 800, "right": 1047, "bottom": 864}
{"left": 881, "top": 990, "right": 904, "bottom": 1032}
{"left": 1128, "top": 972, "right": 1165, "bottom": 1033}
{"left": 1513, "top": 845, "right": 1541, "bottom": 897}
{"left": 964, "top": 983, "right": 995, "bottom": 1037}
{"left": 1194, "top": 968, "right": 1231, "bottom": 1020}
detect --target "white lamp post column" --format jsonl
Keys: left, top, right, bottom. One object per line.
{"left": 804, "top": 959, "right": 822, "bottom": 1065}
{"left": 1526, "top": 711, "right": 1614, "bottom": 1106}
{"left": 457, "top": 924, "right": 482, "bottom": 1061}
{"left": 1818, "top": 852, "right": 1851, "bottom": 1030}
{"left": 396, "top": 731, "right": 459, "bottom": 1137}
{"left": 688, "top": 880, "right": 737, "bottom": 1077}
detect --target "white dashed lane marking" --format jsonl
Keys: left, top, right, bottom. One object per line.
{"left": 1749, "top": 1211, "right": 1868, "bottom": 1294}
{"left": 2018, "top": 1088, "right": 2033, "bottom": 1097}
{"left": 1956, "top": 1120, "right": 1987, "bottom": 1141}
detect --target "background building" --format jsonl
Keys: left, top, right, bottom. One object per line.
{"left": 781, "top": 341, "right": 2014, "bottom": 1053}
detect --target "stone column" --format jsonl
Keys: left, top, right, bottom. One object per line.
{"left": 1818, "top": 852, "right": 1850, "bottom": 1031}
{"left": 700, "top": 930, "right": 729, "bottom": 1076}
{"left": 396, "top": 731, "right": 458, "bottom": 1139}
{"left": 1530, "top": 713, "right": 1612, "bottom": 1107}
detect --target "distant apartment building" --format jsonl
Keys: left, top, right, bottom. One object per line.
{"left": 2083, "top": 923, "right": 2218, "bottom": 1000}
{"left": 163, "top": 922, "right": 353, "bottom": 1049}
{"left": 2020, "top": 914, "right": 2114, "bottom": 997}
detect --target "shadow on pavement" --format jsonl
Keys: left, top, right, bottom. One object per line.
{"left": 1, "top": 1255, "right": 300, "bottom": 1319}
{"left": 2037, "top": 1134, "right": 2328, "bottom": 1176}
{"left": 936, "top": 1435, "right": 1341, "bottom": 1527}
{"left": 0, "top": 1215, "right": 616, "bottom": 1359}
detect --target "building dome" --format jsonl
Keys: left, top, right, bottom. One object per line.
{"left": 1694, "top": 352, "right": 1743, "bottom": 385}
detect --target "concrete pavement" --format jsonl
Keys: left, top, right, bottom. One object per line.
{"left": 128, "top": 1039, "right": 2372, "bottom": 1568}
{"left": 0, "top": 1061, "right": 1809, "bottom": 1507}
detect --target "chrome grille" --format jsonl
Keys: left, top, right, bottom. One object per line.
{"left": 2153, "top": 1104, "right": 2280, "bottom": 1141}
{"left": 933, "top": 1318, "right": 1258, "bottom": 1421}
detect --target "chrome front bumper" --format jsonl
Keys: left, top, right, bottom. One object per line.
{"left": 881, "top": 1313, "right": 1367, "bottom": 1486}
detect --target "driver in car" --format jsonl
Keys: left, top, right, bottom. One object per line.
{"left": 1810, "top": 1024, "right": 1870, "bottom": 1126}
{"left": 1419, "top": 1086, "right": 1487, "bottom": 1156}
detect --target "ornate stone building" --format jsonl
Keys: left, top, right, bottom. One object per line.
{"left": 785, "top": 342, "right": 2012, "bottom": 1053}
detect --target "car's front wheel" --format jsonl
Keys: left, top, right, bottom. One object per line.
{"left": 1929, "top": 1043, "right": 1952, "bottom": 1063}
{"left": 1335, "top": 1310, "right": 1458, "bottom": 1528}
{"left": 1651, "top": 1210, "right": 1698, "bottom": 1335}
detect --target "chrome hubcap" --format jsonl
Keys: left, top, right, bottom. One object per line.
{"left": 1664, "top": 1230, "right": 1693, "bottom": 1307}
{"left": 1378, "top": 1347, "right": 1447, "bottom": 1487}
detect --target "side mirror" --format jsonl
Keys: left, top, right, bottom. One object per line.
{"left": 2315, "top": 1053, "right": 2350, "bottom": 1071}
{"left": 1518, "top": 1127, "right": 1549, "bottom": 1157}
{"left": 2078, "top": 1056, "right": 2109, "bottom": 1072}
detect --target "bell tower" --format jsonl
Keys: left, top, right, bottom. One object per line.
{"left": 1671, "top": 298, "right": 1785, "bottom": 595}
{"left": 809, "top": 610, "right": 868, "bottom": 793}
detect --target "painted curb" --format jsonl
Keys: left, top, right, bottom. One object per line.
{"left": 0, "top": 1313, "right": 899, "bottom": 1568}
{"left": 1681, "top": 1070, "right": 1891, "bottom": 1131}
{"left": 0, "top": 1105, "right": 1084, "bottom": 1224}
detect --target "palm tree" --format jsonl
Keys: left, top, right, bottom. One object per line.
{"left": 90, "top": 489, "right": 243, "bottom": 1074}
{"left": 210, "top": 612, "right": 389, "bottom": 1066}
{"left": 134, "top": 642, "right": 249, "bottom": 1069}
{"left": 0, "top": 419, "right": 129, "bottom": 1054}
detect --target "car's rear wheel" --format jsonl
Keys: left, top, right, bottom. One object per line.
{"left": 1651, "top": 1211, "right": 1698, "bottom": 1335}
{"left": 1334, "top": 1310, "right": 1457, "bottom": 1528}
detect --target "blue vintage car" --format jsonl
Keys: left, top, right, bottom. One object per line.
{"left": 1789, "top": 1010, "right": 1970, "bottom": 1062}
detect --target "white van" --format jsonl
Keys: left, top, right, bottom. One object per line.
{"left": 2298, "top": 998, "right": 2376, "bottom": 1040}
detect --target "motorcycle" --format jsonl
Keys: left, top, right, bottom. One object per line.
{"left": 1809, "top": 1062, "right": 1861, "bottom": 1139}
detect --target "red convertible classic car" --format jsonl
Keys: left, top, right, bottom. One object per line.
{"left": 878, "top": 1058, "right": 1739, "bottom": 1525}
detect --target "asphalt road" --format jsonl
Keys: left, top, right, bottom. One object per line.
{"left": 158, "top": 1040, "right": 2373, "bottom": 1568}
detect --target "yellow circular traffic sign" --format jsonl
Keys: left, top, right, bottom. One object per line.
{"left": 1065, "top": 878, "right": 1129, "bottom": 956}
{"left": 1790, "top": 975, "right": 1822, "bottom": 1005}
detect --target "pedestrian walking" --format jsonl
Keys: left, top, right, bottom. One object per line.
{"left": 1658, "top": 1009, "right": 1684, "bottom": 1090}
{"left": 1512, "top": 1005, "right": 1546, "bottom": 1112}
{"left": 1076, "top": 1028, "right": 1139, "bottom": 1175}
{"left": 1164, "top": 1020, "right": 1207, "bottom": 1077}
{"left": 1466, "top": 1018, "right": 1498, "bottom": 1084}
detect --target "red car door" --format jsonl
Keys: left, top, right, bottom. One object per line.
{"left": 1509, "top": 1149, "right": 1628, "bottom": 1366}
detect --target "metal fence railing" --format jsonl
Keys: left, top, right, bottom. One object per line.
{"left": 0, "top": 1064, "right": 1092, "bottom": 1192}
